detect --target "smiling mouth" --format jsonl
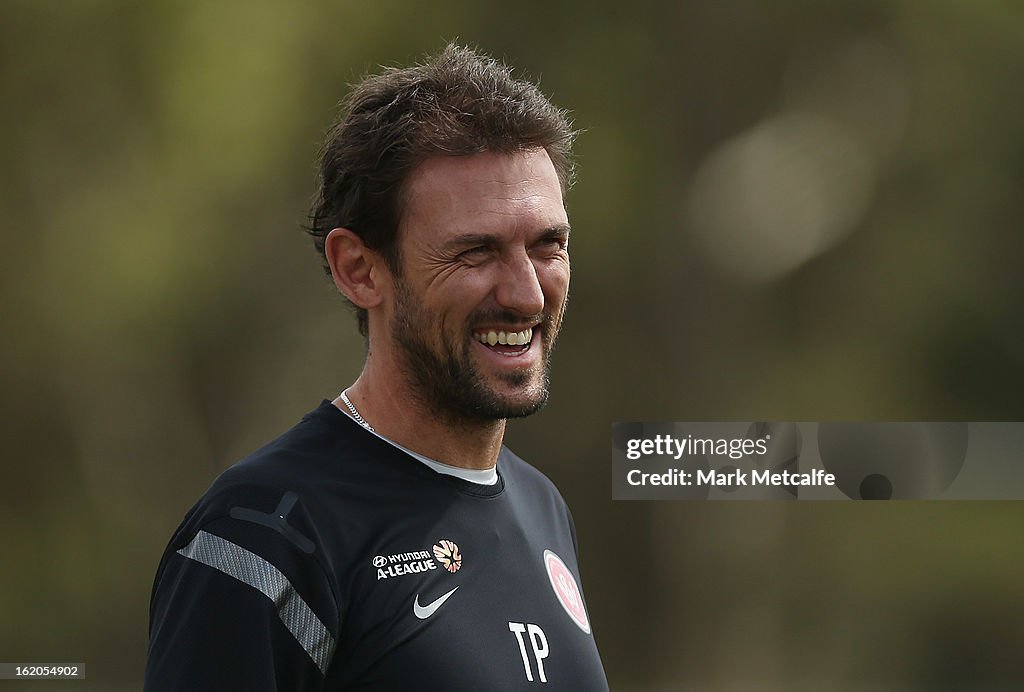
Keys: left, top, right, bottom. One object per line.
{"left": 472, "top": 327, "right": 534, "bottom": 355}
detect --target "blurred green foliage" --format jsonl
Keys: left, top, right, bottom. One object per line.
{"left": 2, "top": 1, "right": 1023, "bottom": 689}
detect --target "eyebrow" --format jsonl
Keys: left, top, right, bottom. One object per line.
{"left": 539, "top": 224, "right": 572, "bottom": 240}
{"left": 441, "top": 225, "right": 571, "bottom": 252}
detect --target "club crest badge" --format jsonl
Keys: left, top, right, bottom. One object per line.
{"left": 543, "top": 549, "right": 590, "bottom": 633}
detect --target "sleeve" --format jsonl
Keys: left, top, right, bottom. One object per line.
{"left": 144, "top": 513, "right": 340, "bottom": 692}
{"left": 566, "top": 503, "right": 580, "bottom": 558}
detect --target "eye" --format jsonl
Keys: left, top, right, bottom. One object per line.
{"left": 532, "top": 236, "right": 568, "bottom": 255}
{"left": 456, "top": 246, "right": 492, "bottom": 264}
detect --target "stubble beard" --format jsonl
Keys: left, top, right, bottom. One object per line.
{"left": 390, "top": 277, "right": 560, "bottom": 425}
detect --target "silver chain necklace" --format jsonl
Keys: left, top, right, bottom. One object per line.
{"left": 340, "top": 388, "right": 375, "bottom": 432}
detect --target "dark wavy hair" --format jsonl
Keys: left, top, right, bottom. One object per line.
{"left": 306, "top": 43, "right": 576, "bottom": 337}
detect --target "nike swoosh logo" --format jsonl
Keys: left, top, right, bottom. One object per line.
{"left": 413, "top": 586, "right": 459, "bottom": 620}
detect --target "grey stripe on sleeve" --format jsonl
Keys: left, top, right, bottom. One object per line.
{"left": 177, "top": 530, "right": 336, "bottom": 674}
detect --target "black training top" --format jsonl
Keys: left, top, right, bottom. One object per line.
{"left": 145, "top": 401, "right": 608, "bottom": 691}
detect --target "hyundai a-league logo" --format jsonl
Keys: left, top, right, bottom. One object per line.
{"left": 432, "top": 539, "right": 462, "bottom": 573}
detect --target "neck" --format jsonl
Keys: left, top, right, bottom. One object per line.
{"left": 335, "top": 357, "right": 506, "bottom": 470}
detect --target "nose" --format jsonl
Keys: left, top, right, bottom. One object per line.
{"left": 494, "top": 249, "right": 545, "bottom": 317}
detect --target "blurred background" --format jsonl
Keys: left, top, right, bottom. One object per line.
{"left": 2, "top": 1, "right": 1023, "bottom": 689}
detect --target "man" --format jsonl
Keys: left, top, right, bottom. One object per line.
{"left": 145, "top": 44, "right": 608, "bottom": 690}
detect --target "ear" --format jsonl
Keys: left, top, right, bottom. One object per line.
{"left": 324, "top": 228, "right": 386, "bottom": 309}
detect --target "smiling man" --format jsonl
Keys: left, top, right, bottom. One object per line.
{"left": 335, "top": 150, "right": 570, "bottom": 463}
{"left": 145, "top": 45, "right": 608, "bottom": 690}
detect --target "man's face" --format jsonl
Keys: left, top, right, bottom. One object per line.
{"left": 386, "top": 149, "right": 571, "bottom": 423}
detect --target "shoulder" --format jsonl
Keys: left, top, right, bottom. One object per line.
{"left": 176, "top": 405, "right": 331, "bottom": 526}
{"left": 498, "top": 446, "right": 571, "bottom": 508}
{"left": 499, "top": 446, "right": 559, "bottom": 487}
{"left": 158, "top": 401, "right": 397, "bottom": 576}
{"left": 186, "top": 401, "right": 406, "bottom": 525}
{"left": 496, "top": 445, "right": 583, "bottom": 558}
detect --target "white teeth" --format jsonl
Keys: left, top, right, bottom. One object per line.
{"left": 474, "top": 327, "right": 533, "bottom": 347}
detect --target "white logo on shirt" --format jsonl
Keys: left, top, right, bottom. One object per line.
{"left": 413, "top": 586, "right": 459, "bottom": 619}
